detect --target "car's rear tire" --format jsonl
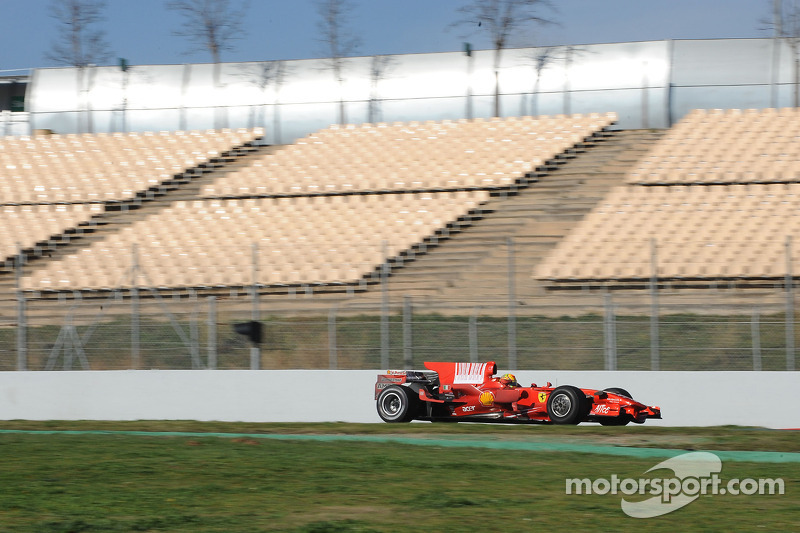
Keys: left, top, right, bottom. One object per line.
{"left": 546, "top": 385, "right": 588, "bottom": 425}
{"left": 599, "top": 387, "right": 633, "bottom": 426}
{"left": 376, "top": 385, "right": 418, "bottom": 423}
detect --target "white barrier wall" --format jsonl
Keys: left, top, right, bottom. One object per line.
{"left": 0, "top": 370, "right": 797, "bottom": 429}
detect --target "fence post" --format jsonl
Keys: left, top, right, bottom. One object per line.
{"left": 207, "top": 296, "right": 217, "bottom": 369}
{"left": 403, "top": 296, "right": 413, "bottom": 369}
{"left": 189, "top": 289, "right": 200, "bottom": 368}
{"left": 507, "top": 237, "right": 517, "bottom": 370}
{"left": 604, "top": 293, "right": 617, "bottom": 370}
{"left": 131, "top": 244, "right": 140, "bottom": 370}
{"left": 328, "top": 306, "right": 337, "bottom": 370}
{"left": 250, "top": 243, "right": 261, "bottom": 370}
{"left": 751, "top": 308, "right": 762, "bottom": 371}
{"left": 469, "top": 307, "right": 479, "bottom": 363}
{"left": 650, "top": 238, "right": 660, "bottom": 371}
{"left": 381, "top": 240, "right": 390, "bottom": 369}
{"left": 786, "top": 235, "right": 796, "bottom": 371}
{"left": 15, "top": 244, "right": 26, "bottom": 371}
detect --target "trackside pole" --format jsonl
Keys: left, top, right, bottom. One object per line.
{"left": 16, "top": 244, "right": 26, "bottom": 371}
{"left": 131, "top": 244, "right": 140, "bottom": 370}
{"left": 604, "top": 293, "right": 617, "bottom": 371}
{"left": 469, "top": 308, "right": 479, "bottom": 363}
{"left": 752, "top": 308, "right": 762, "bottom": 372}
{"left": 251, "top": 243, "right": 260, "bottom": 370}
{"left": 786, "top": 236, "right": 795, "bottom": 371}
{"left": 507, "top": 237, "right": 517, "bottom": 370}
{"left": 328, "top": 306, "right": 337, "bottom": 370}
{"left": 189, "top": 289, "right": 200, "bottom": 368}
{"left": 207, "top": 296, "right": 217, "bottom": 369}
{"left": 650, "top": 238, "right": 660, "bottom": 371}
{"left": 403, "top": 296, "right": 412, "bottom": 369}
{"left": 381, "top": 240, "right": 389, "bottom": 369}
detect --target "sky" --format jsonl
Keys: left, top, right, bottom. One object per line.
{"left": 0, "top": 0, "right": 774, "bottom": 73}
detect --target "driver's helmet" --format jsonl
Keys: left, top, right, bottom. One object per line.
{"left": 498, "top": 373, "right": 518, "bottom": 388}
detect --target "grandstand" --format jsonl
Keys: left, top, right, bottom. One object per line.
{"left": 0, "top": 128, "right": 263, "bottom": 272}
{"left": 4, "top": 106, "right": 800, "bottom": 312}
{"left": 3, "top": 113, "right": 617, "bottom": 297}
{"left": 0, "top": 128, "right": 263, "bottom": 205}
{"left": 200, "top": 115, "right": 613, "bottom": 197}
{"left": 535, "top": 108, "right": 800, "bottom": 287}
{"left": 21, "top": 192, "right": 489, "bottom": 291}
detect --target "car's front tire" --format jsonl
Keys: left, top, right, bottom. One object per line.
{"left": 546, "top": 385, "right": 588, "bottom": 425}
{"left": 376, "top": 385, "right": 418, "bottom": 423}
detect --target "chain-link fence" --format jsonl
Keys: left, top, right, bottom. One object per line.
{"left": 2, "top": 288, "right": 796, "bottom": 372}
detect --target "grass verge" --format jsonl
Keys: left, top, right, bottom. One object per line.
{"left": 0, "top": 422, "right": 796, "bottom": 532}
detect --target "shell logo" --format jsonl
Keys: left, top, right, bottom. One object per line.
{"left": 479, "top": 391, "right": 495, "bottom": 406}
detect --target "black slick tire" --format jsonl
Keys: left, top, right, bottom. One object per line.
{"left": 376, "top": 385, "right": 418, "bottom": 423}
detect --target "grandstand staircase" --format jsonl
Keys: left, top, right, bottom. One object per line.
{"left": 345, "top": 129, "right": 665, "bottom": 311}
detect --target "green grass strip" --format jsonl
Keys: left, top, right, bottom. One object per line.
{"left": 1, "top": 428, "right": 798, "bottom": 463}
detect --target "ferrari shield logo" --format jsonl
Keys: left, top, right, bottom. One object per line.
{"left": 538, "top": 392, "right": 547, "bottom": 403}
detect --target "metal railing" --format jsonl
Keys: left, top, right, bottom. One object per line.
{"left": 3, "top": 238, "right": 799, "bottom": 372}
{"left": 2, "top": 291, "right": 796, "bottom": 372}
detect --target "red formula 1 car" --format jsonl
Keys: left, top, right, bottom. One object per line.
{"left": 375, "top": 361, "right": 661, "bottom": 425}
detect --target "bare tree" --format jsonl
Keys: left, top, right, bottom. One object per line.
{"left": 237, "top": 60, "right": 290, "bottom": 141}
{"left": 451, "top": 0, "right": 555, "bottom": 118}
{"left": 522, "top": 45, "right": 591, "bottom": 117}
{"left": 167, "top": 0, "right": 248, "bottom": 128}
{"left": 166, "top": 0, "right": 248, "bottom": 64}
{"left": 523, "top": 45, "right": 558, "bottom": 116}
{"left": 368, "top": 55, "right": 396, "bottom": 124}
{"left": 315, "top": 0, "right": 361, "bottom": 125}
{"left": 46, "top": 0, "right": 112, "bottom": 67}
{"left": 764, "top": 0, "right": 800, "bottom": 106}
{"left": 46, "top": 0, "right": 112, "bottom": 133}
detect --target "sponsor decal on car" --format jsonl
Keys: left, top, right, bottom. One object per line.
{"left": 479, "top": 391, "right": 495, "bottom": 406}
{"left": 454, "top": 362, "right": 490, "bottom": 384}
{"left": 378, "top": 376, "right": 405, "bottom": 383}
{"left": 538, "top": 392, "right": 548, "bottom": 403}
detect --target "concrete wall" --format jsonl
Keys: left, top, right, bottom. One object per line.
{"left": 1, "top": 370, "right": 797, "bottom": 429}
{"left": 27, "top": 39, "right": 798, "bottom": 137}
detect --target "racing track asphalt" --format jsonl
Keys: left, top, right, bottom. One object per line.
{"left": 0, "top": 429, "right": 798, "bottom": 463}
